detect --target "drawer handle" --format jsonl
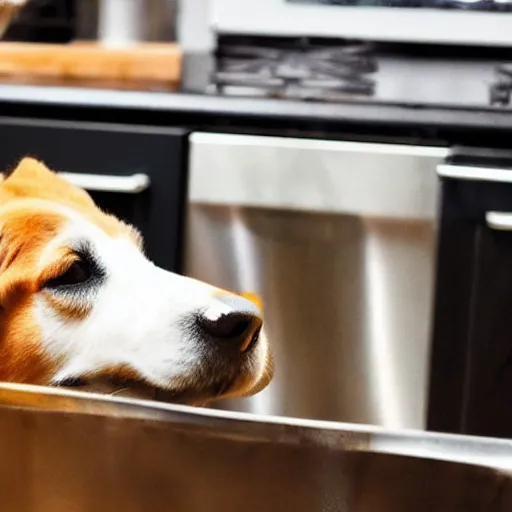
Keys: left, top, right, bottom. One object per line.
{"left": 58, "top": 172, "right": 150, "bottom": 194}
{"left": 438, "top": 164, "right": 512, "bottom": 184}
{"left": 486, "top": 211, "right": 512, "bottom": 231}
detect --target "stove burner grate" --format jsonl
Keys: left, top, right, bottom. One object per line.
{"left": 210, "top": 39, "right": 378, "bottom": 102}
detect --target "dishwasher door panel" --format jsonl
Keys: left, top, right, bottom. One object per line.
{"left": 186, "top": 132, "right": 448, "bottom": 430}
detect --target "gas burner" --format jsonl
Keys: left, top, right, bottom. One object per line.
{"left": 490, "top": 64, "right": 512, "bottom": 106}
{"left": 209, "top": 39, "right": 378, "bottom": 102}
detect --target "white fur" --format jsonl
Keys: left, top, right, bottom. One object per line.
{"left": 33, "top": 205, "right": 268, "bottom": 394}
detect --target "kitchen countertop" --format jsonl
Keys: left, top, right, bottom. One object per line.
{"left": 0, "top": 52, "right": 511, "bottom": 137}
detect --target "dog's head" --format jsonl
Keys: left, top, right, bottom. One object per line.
{"left": 0, "top": 158, "right": 273, "bottom": 404}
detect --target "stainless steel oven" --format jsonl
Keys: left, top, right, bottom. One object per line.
{"left": 185, "top": 132, "right": 448, "bottom": 430}
{"left": 212, "top": 0, "right": 512, "bottom": 47}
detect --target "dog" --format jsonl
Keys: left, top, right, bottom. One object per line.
{"left": 0, "top": 157, "right": 273, "bottom": 404}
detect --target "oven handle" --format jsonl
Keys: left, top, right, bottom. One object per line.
{"left": 58, "top": 172, "right": 151, "bottom": 194}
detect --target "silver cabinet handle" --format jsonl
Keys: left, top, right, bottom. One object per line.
{"left": 486, "top": 211, "right": 512, "bottom": 231}
{"left": 1, "top": 171, "right": 150, "bottom": 193}
{"left": 439, "top": 165, "right": 512, "bottom": 231}
{"left": 58, "top": 172, "right": 150, "bottom": 194}
{"left": 438, "top": 164, "right": 512, "bottom": 184}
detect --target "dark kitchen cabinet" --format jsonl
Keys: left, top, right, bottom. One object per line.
{"left": 0, "top": 117, "right": 189, "bottom": 272}
{"left": 428, "top": 148, "right": 512, "bottom": 439}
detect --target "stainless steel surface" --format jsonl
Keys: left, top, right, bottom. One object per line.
{"left": 98, "top": 0, "right": 145, "bottom": 45}
{"left": 97, "top": 0, "right": 176, "bottom": 45}
{"left": 486, "top": 211, "right": 512, "bottom": 230}
{"left": 188, "top": 133, "right": 447, "bottom": 218}
{"left": 185, "top": 132, "right": 448, "bottom": 430}
{"left": 211, "top": 0, "right": 512, "bottom": 47}
{"left": 0, "top": 382, "right": 512, "bottom": 512}
{"left": 58, "top": 171, "right": 151, "bottom": 193}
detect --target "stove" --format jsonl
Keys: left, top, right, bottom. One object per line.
{"left": 209, "top": 38, "right": 378, "bottom": 102}
{"left": 207, "top": 37, "right": 512, "bottom": 110}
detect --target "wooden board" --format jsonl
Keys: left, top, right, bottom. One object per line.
{"left": 0, "top": 41, "right": 183, "bottom": 90}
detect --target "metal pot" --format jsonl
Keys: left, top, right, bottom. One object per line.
{"left": 0, "top": 382, "right": 511, "bottom": 511}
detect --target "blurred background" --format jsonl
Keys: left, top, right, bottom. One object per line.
{"left": 2, "top": 0, "right": 512, "bottom": 441}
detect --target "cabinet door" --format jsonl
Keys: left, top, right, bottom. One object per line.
{"left": 0, "top": 117, "right": 189, "bottom": 272}
{"left": 465, "top": 215, "right": 512, "bottom": 438}
{"left": 429, "top": 149, "right": 512, "bottom": 439}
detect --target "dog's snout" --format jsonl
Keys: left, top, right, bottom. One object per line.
{"left": 199, "top": 311, "right": 262, "bottom": 352}
{"left": 199, "top": 294, "right": 263, "bottom": 352}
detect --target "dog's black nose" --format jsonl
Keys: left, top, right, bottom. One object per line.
{"left": 198, "top": 294, "right": 263, "bottom": 352}
{"left": 199, "top": 311, "right": 262, "bottom": 352}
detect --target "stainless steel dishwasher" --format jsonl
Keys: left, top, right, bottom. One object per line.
{"left": 185, "top": 132, "right": 448, "bottom": 430}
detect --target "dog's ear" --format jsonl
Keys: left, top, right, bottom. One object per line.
{"left": 1, "top": 157, "right": 141, "bottom": 250}
{"left": 0, "top": 158, "right": 96, "bottom": 212}
{"left": 0, "top": 230, "right": 11, "bottom": 309}
{"left": 0, "top": 230, "right": 4, "bottom": 273}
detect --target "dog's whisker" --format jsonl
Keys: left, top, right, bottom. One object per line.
{"left": 110, "top": 388, "right": 130, "bottom": 397}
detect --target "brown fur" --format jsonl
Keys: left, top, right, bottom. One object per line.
{"left": 0, "top": 157, "right": 273, "bottom": 400}
{"left": 0, "top": 157, "right": 132, "bottom": 384}
{"left": 1, "top": 158, "right": 142, "bottom": 245}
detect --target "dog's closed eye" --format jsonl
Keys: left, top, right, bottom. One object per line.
{"left": 45, "top": 259, "right": 92, "bottom": 289}
{"left": 43, "top": 242, "right": 105, "bottom": 292}
{"left": 57, "top": 377, "right": 87, "bottom": 387}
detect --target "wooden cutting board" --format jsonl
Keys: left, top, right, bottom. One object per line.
{"left": 0, "top": 41, "right": 183, "bottom": 90}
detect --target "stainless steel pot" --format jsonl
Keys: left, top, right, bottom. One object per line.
{"left": 0, "top": 383, "right": 511, "bottom": 512}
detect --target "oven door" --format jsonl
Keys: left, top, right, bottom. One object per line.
{"left": 211, "top": 0, "right": 512, "bottom": 47}
{"left": 0, "top": 117, "right": 188, "bottom": 272}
